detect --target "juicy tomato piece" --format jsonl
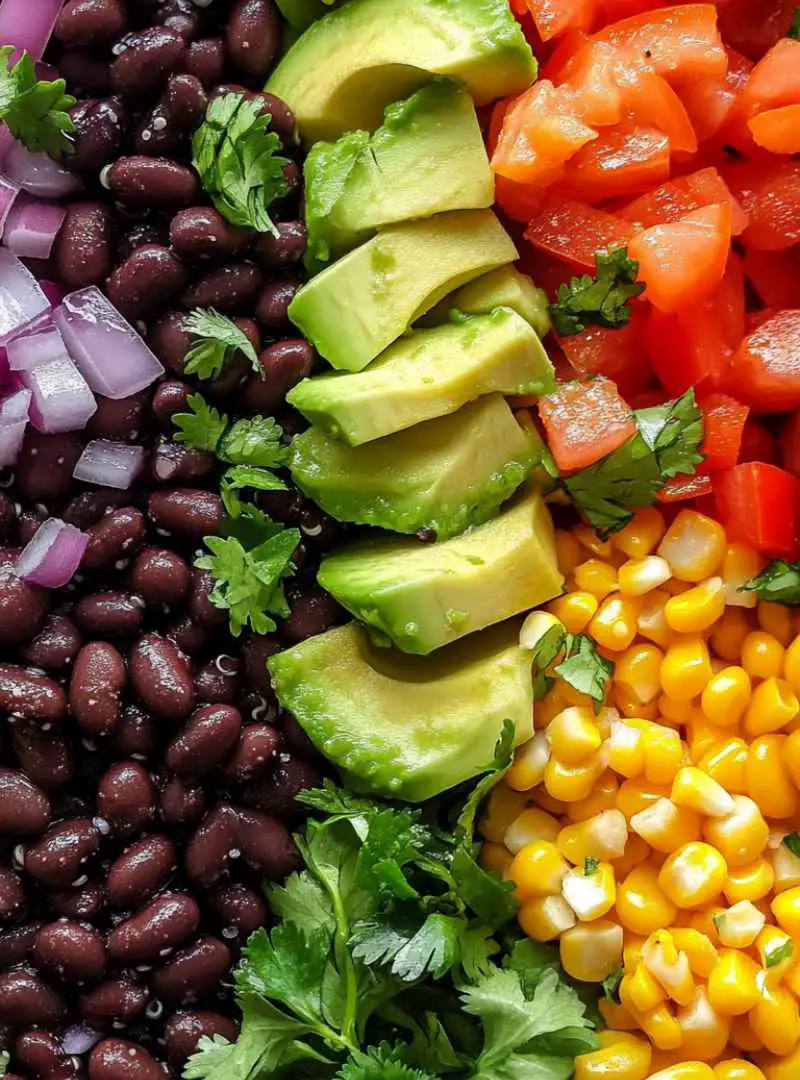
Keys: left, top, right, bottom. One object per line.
{"left": 727, "top": 309, "right": 800, "bottom": 413}
{"left": 524, "top": 194, "right": 636, "bottom": 271}
{"left": 562, "top": 41, "right": 625, "bottom": 126}
{"left": 744, "top": 246, "right": 800, "bottom": 309}
{"left": 716, "top": 0, "right": 798, "bottom": 63}
{"left": 657, "top": 473, "right": 714, "bottom": 502}
{"left": 522, "top": 0, "right": 595, "bottom": 41}
{"left": 644, "top": 254, "right": 745, "bottom": 395}
{"left": 714, "top": 462, "right": 800, "bottom": 559}
{"left": 492, "top": 80, "right": 598, "bottom": 185}
{"left": 614, "top": 66, "right": 698, "bottom": 153}
{"left": 739, "top": 417, "right": 780, "bottom": 465}
{"left": 749, "top": 104, "right": 800, "bottom": 154}
{"left": 618, "top": 167, "right": 748, "bottom": 233}
{"left": 781, "top": 411, "right": 800, "bottom": 477}
{"left": 541, "top": 29, "right": 593, "bottom": 81}
{"left": 516, "top": 246, "right": 575, "bottom": 297}
{"left": 723, "top": 157, "right": 800, "bottom": 252}
{"left": 560, "top": 123, "right": 670, "bottom": 203}
{"left": 537, "top": 376, "right": 636, "bottom": 472}
{"left": 734, "top": 38, "right": 800, "bottom": 121}
{"left": 698, "top": 393, "right": 750, "bottom": 472}
{"left": 494, "top": 176, "right": 546, "bottom": 224}
{"left": 628, "top": 202, "right": 733, "bottom": 314}
{"left": 592, "top": 4, "right": 727, "bottom": 81}
{"left": 595, "top": 0, "right": 668, "bottom": 22}
{"left": 675, "top": 47, "right": 752, "bottom": 143}
{"left": 556, "top": 300, "right": 654, "bottom": 397}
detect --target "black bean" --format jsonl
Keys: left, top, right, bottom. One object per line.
{"left": 0, "top": 970, "right": 65, "bottom": 1027}
{"left": 180, "top": 263, "right": 262, "bottom": 311}
{"left": 89, "top": 1039, "right": 163, "bottom": 1080}
{"left": 0, "top": 548, "right": 49, "bottom": 646}
{"left": 255, "top": 277, "right": 298, "bottom": 329}
{"left": 147, "top": 489, "right": 222, "bottom": 538}
{"left": 253, "top": 220, "right": 306, "bottom": 270}
{"left": 163, "top": 1011, "right": 237, "bottom": 1068}
{"left": 241, "top": 633, "right": 281, "bottom": 696}
{"left": 151, "top": 0, "right": 206, "bottom": 40}
{"left": 10, "top": 725, "right": 73, "bottom": 791}
{"left": 184, "top": 805, "right": 239, "bottom": 887}
{"left": 0, "top": 922, "right": 39, "bottom": 966}
{"left": 32, "top": 921, "right": 107, "bottom": 984}
{"left": 193, "top": 655, "right": 241, "bottom": 705}
{"left": 219, "top": 723, "right": 280, "bottom": 786}
{"left": 97, "top": 762, "right": 157, "bottom": 837}
{"left": 149, "top": 309, "right": 192, "bottom": 374}
{"left": 134, "top": 75, "right": 207, "bottom": 155}
{"left": 82, "top": 507, "right": 146, "bottom": 569}
{"left": 106, "top": 705, "right": 160, "bottom": 759}
{"left": 110, "top": 27, "right": 186, "bottom": 97}
{"left": 159, "top": 775, "right": 206, "bottom": 826}
{"left": 151, "top": 380, "right": 192, "bottom": 430}
{"left": 87, "top": 390, "right": 149, "bottom": 443}
{"left": 25, "top": 817, "right": 101, "bottom": 888}
{"left": 74, "top": 592, "right": 144, "bottom": 637}
{"left": 255, "top": 92, "right": 297, "bottom": 148}
{"left": 56, "top": 0, "right": 127, "bottom": 48}
{"left": 59, "top": 50, "right": 112, "bottom": 95}
{"left": 129, "top": 547, "right": 190, "bottom": 607}
{"left": 149, "top": 442, "right": 215, "bottom": 485}
{"left": 20, "top": 614, "right": 82, "bottom": 672}
{"left": 166, "top": 705, "right": 242, "bottom": 777}
{"left": 68, "top": 98, "right": 127, "bottom": 173}
{"left": 116, "top": 222, "right": 169, "bottom": 264}
{"left": 234, "top": 805, "right": 299, "bottom": 878}
{"left": 243, "top": 339, "right": 315, "bottom": 413}
{"left": 202, "top": 351, "right": 252, "bottom": 403}
{"left": 108, "top": 156, "right": 199, "bottom": 210}
{"left": 15, "top": 1027, "right": 66, "bottom": 1077}
{"left": 16, "top": 431, "right": 84, "bottom": 502}
{"left": 55, "top": 201, "right": 114, "bottom": 290}
{"left": 49, "top": 879, "right": 105, "bottom": 920}
{"left": 180, "top": 37, "right": 226, "bottom": 88}
{"left": 0, "top": 866, "right": 26, "bottom": 922}
{"left": 0, "top": 664, "right": 67, "bottom": 723}
{"left": 80, "top": 976, "right": 149, "bottom": 1025}
{"left": 129, "top": 633, "right": 194, "bottom": 720}
{"left": 187, "top": 568, "right": 226, "bottom": 627}
{"left": 107, "top": 834, "right": 178, "bottom": 909}
{"left": 208, "top": 882, "right": 267, "bottom": 940}
{"left": 107, "top": 891, "right": 200, "bottom": 964}
{"left": 169, "top": 207, "right": 252, "bottom": 263}
{"left": 107, "top": 244, "right": 188, "bottom": 321}
{"left": 152, "top": 936, "right": 232, "bottom": 1005}
{"left": 61, "top": 488, "right": 126, "bottom": 530}
{"left": 70, "top": 642, "right": 127, "bottom": 735}
{"left": 165, "top": 614, "right": 207, "bottom": 655}
{"left": 282, "top": 583, "right": 344, "bottom": 643}
{"left": 246, "top": 755, "right": 324, "bottom": 816}
{"left": 227, "top": 0, "right": 281, "bottom": 77}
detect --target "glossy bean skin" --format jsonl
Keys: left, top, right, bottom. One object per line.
{"left": 153, "top": 936, "right": 232, "bottom": 1005}
{"left": 116, "top": 222, "right": 168, "bottom": 264}
{"left": 130, "top": 547, "right": 190, "bottom": 607}
{"left": 146, "top": 489, "right": 222, "bottom": 539}
{"left": 241, "top": 633, "right": 281, "bottom": 697}
{"left": 74, "top": 592, "right": 145, "bottom": 637}
{"left": 79, "top": 977, "right": 148, "bottom": 1025}
{"left": 88, "top": 1039, "right": 163, "bottom": 1080}
{"left": 10, "top": 724, "right": 74, "bottom": 791}
{"left": 208, "top": 882, "right": 266, "bottom": 940}
{"left": 106, "top": 706, "right": 160, "bottom": 759}
{"left": 17, "top": 431, "right": 83, "bottom": 502}
{"left": 49, "top": 879, "right": 105, "bottom": 920}
{"left": 87, "top": 390, "right": 149, "bottom": 443}
{"left": 227, "top": 0, "right": 281, "bottom": 77}
{"left": 282, "top": 584, "right": 344, "bottom": 644}
{"left": 55, "top": 202, "right": 114, "bottom": 289}
{"left": 20, "top": 615, "right": 82, "bottom": 672}
{"left": 24, "top": 817, "right": 101, "bottom": 888}
{"left": 0, "top": 664, "right": 66, "bottom": 723}
{"left": 129, "top": 633, "right": 194, "bottom": 720}
{"left": 150, "top": 309, "right": 192, "bottom": 374}
{"left": 107, "top": 891, "right": 200, "bottom": 963}
{"left": 70, "top": 642, "right": 127, "bottom": 735}
{"left": 234, "top": 806, "right": 300, "bottom": 878}
{"left": 108, "top": 246, "right": 188, "bottom": 322}
{"left": 166, "top": 705, "right": 242, "bottom": 777}
{"left": 180, "top": 37, "right": 226, "bottom": 88}
{"left": 219, "top": 723, "right": 280, "bottom": 786}
{"left": 62, "top": 489, "right": 126, "bottom": 531}
{"left": 243, "top": 340, "right": 315, "bottom": 413}
{"left": 0, "top": 865, "right": 26, "bottom": 922}
{"left": 180, "top": 263, "right": 262, "bottom": 312}
{"left": 0, "top": 922, "right": 40, "bottom": 966}
{"left": 110, "top": 27, "right": 186, "bottom": 97}
{"left": 165, "top": 615, "right": 207, "bottom": 656}
{"left": 59, "top": 50, "right": 112, "bottom": 95}
{"left": 253, "top": 755, "right": 324, "bottom": 818}
{"left": 96, "top": 762, "right": 157, "bottom": 837}
{"left": 170, "top": 208, "right": 252, "bottom": 263}
{"left": 253, "top": 220, "right": 306, "bottom": 271}
{"left": 14, "top": 1027, "right": 66, "bottom": 1077}
{"left": 108, "top": 156, "right": 199, "bottom": 210}
{"left": 0, "top": 970, "right": 66, "bottom": 1027}
{"left": 193, "top": 656, "right": 241, "bottom": 705}
{"left": 32, "top": 920, "right": 107, "bottom": 983}
{"left": 69, "top": 97, "right": 127, "bottom": 174}
{"left": 82, "top": 508, "right": 146, "bottom": 570}
{"left": 0, "top": 549, "right": 49, "bottom": 646}
{"left": 183, "top": 805, "right": 239, "bottom": 887}
{"left": 151, "top": 381, "right": 192, "bottom": 430}
{"left": 56, "top": 0, "right": 127, "bottom": 48}
{"left": 133, "top": 75, "right": 207, "bottom": 155}
{"left": 163, "top": 1010, "right": 237, "bottom": 1067}
{"left": 255, "top": 278, "right": 298, "bottom": 329}
{"left": 107, "top": 835, "right": 178, "bottom": 909}
{"left": 188, "top": 569, "right": 226, "bottom": 628}
{"left": 159, "top": 775, "right": 206, "bottom": 826}
{"left": 149, "top": 442, "right": 215, "bottom": 485}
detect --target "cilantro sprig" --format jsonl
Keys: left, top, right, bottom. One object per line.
{"left": 550, "top": 248, "right": 645, "bottom": 337}
{"left": 192, "top": 92, "right": 289, "bottom": 235}
{"left": 0, "top": 48, "right": 75, "bottom": 159}
{"left": 741, "top": 561, "right": 800, "bottom": 606}
{"left": 183, "top": 309, "right": 260, "bottom": 381}
{"left": 789, "top": 7, "right": 800, "bottom": 38}
{"left": 528, "top": 623, "right": 613, "bottom": 712}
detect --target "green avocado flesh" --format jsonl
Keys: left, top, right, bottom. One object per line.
{"left": 288, "top": 209, "right": 518, "bottom": 373}
{"left": 304, "top": 80, "right": 494, "bottom": 273}
{"left": 268, "top": 619, "right": 534, "bottom": 801}
{"left": 287, "top": 308, "right": 555, "bottom": 446}
{"left": 289, "top": 395, "right": 536, "bottom": 540}
{"left": 425, "top": 266, "right": 553, "bottom": 339}
{"left": 317, "top": 489, "right": 564, "bottom": 655}
{"left": 276, "top": 0, "right": 340, "bottom": 32}
{"left": 266, "top": 0, "right": 537, "bottom": 144}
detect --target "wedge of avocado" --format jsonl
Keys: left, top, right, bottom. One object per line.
{"left": 424, "top": 266, "right": 553, "bottom": 339}
{"left": 268, "top": 619, "right": 534, "bottom": 801}
{"left": 276, "top": 0, "right": 339, "bottom": 32}
{"left": 266, "top": 0, "right": 536, "bottom": 144}
{"left": 287, "top": 308, "right": 555, "bottom": 446}
{"left": 304, "top": 81, "right": 494, "bottom": 273}
{"left": 318, "top": 489, "right": 564, "bottom": 655}
{"left": 289, "top": 395, "right": 536, "bottom": 540}
{"left": 288, "top": 209, "right": 517, "bottom": 373}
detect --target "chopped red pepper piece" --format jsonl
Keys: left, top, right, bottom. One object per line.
{"left": 537, "top": 376, "right": 636, "bottom": 473}
{"left": 697, "top": 393, "right": 749, "bottom": 472}
{"left": 524, "top": 194, "right": 636, "bottom": 271}
{"left": 713, "top": 462, "right": 800, "bottom": 559}
{"left": 727, "top": 309, "right": 800, "bottom": 413}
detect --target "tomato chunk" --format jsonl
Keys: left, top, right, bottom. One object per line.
{"left": 556, "top": 301, "right": 654, "bottom": 397}
{"left": 524, "top": 194, "right": 636, "bottom": 271}
{"left": 744, "top": 247, "right": 800, "bottom": 310}
{"left": 749, "top": 104, "right": 800, "bottom": 154}
{"left": 657, "top": 473, "right": 714, "bottom": 503}
{"left": 614, "top": 67, "right": 698, "bottom": 153}
{"left": 723, "top": 158, "right": 800, "bottom": 251}
{"left": 698, "top": 393, "right": 749, "bottom": 472}
{"left": 618, "top": 167, "right": 747, "bottom": 233}
{"left": 522, "top": 0, "right": 595, "bottom": 41}
{"left": 675, "top": 47, "right": 752, "bottom": 143}
{"left": 734, "top": 38, "right": 800, "bottom": 123}
{"left": 592, "top": 4, "right": 727, "bottom": 81}
{"left": 538, "top": 376, "right": 636, "bottom": 472}
{"left": 628, "top": 202, "right": 732, "bottom": 314}
{"left": 714, "top": 462, "right": 800, "bottom": 559}
{"left": 781, "top": 411, "right": 800, "bottom": 478}
{"left": 727, "top": 309, "right": 800, "bottom": 413}
{"left": 716, "top": 0, "right": 798, "bottom": 63}
{"left": 739, "top": 418, "right": 780, "bottom": 465}
{"left": 561, "top": 123, "right": 670, "bottom": 203}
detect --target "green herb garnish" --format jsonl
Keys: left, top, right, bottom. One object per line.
{"left": 173, "top": 393, "right": 229, "bottom": 453}
{"left": 183, "top": 309, "right": 260, "bottom": 381}
{"left": 529, "top": 624, "right": 613, "bottom": 712}
{"left": 550, "top": 248, "right": 645, "bottom": 337}
{"left": 766, "top": 938, "right": 794, "bottom": 969}
{"left": 789, "top": 7, "right": 800, "bottom": 38}
{"left": 742, "top": 561, "right": 800, "bottom": 606}
{"left": 0, "top": 48, "right": 75, "bottom": 158}
{"left": 602, "top": 966, "right": 624, "bottom": 1003}
{"left": 784, "top": 833, "right": 800, "bottom": 859}
{"left": 583, "top": 857, "right": 600, "bottom": 876}
{"left": 219, "top": 416, "right": 288, "bottom": 468}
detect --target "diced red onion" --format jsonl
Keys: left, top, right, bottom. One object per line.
{"left": 7, "top": 325, "right": 67, "bottom": 371}
{"left": 0, "top": 174, "right": 20, "bottom": 233}
{"left": 39, "top": 279, "right": 66, "bottom": 308}
{"left": 3, "top": 194, "right": 66, "bottom": 259}
{"left": 54, "top": 287, "right": 164, "bottom": 400}
{"left": 73, "top": 439, "right": 146, "bottom": 490}
{"left": 23, "top": 356, "right": 97, "bottom": 433}
{"left": 16, "top": 517, "right": 88, "bottom": 588}
{"left": 4, "top": 142, "right": 82, "bottom": 198}
{"left": 60, "top": 1025, "right": 102, "bottom": 1057}
{"left": 0, "top": 385, "right": 30, "bottom": 466}
{"left": 0, "top": 0, "right": 65, "bottom": 61}
{"left": 0, "top": 248, "right": 50, "bottom": 343}
{"left": 1, "top": 385, "right": 31, "bottom": 423}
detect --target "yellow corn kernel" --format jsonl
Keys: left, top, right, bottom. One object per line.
{"left": 616, "top": 643, "right": 664, "bottom": 706}
{"left": 617, "top": 776, "right": 672, "bottom": 820}
{"left": 618, "top": 555, "right": 672, "bottom": 597}
{"left": 555, "top": 528, "right": 582, "bottom": 575}
{"left": 560, "top": 919, "right": 623, "bottom": 982}
{"left": 708, "top": 949, "right": 762, "bottom": 1015}
{"left": 711, "top": 608, "right": 753, "bottom": 665}
{"left": 649, "top": 1068, "right": 715, "bottom": 1080}
{"left": 630, "top": 798, "right": 701, "bottom": 853}
{"left": 624, "top": 963, "right": 666, "bottom": 1013}
{"left": 729, "top": 1015, "right": 763, "bottom": 1054}
{"left": 658, "top": 843, "right": 729, "bottom": 909}
{"left": 608, "top": 719, "right": 646, "bottom": 779}
{"left": 479, "top": 842, "right": 512, "bottom": 875}
{"left": 771, "top": 838, "right": 800, "bottom": 893}
{"left": 677, "top": 986, "right": 732, "bottom": 1061}
{"left": 756, "top": 1045, "right": 800, "bottom": 1080}
{"left": 507, "top": 841, "right": 569, "bottom": 900}
{"left": 638, "top": 589, "right": 675, "bottom": 648}
{"left": 599, "top": 997, "right": 640, "bottom": 1031}
{"left": 723, "top": 858, "right": 775, "bottom": 904}
{"left": 517, "top": 894, "right": 576, "bottom": 942}
{"left": 532, "top": 787, "right": 568, "bottom": 816}
{"left": 756, "top": 925, "right": 795, "bottom": 978}
{"left": 757, "top": 600, "right": 793, "bottom": 644}
{"left": 661, "top": 636, "right": 713, "bottom": 703}
{"left": 479, "top": 783, "right": 529, "bottom": 843}
{"left": 505, "top": 732, "right": 551, "bottom": 792}
{"left": 721, "top": 542, "right": 763, "bottom": 608}
{"left": 561, "top": 860, "right": 615, "bottom": 921}
{"left": 702, "top": 795, "right": 770, "bottom": 868}
{"left": 639, "top": 1001, "right": 684, "bottom": 1051}
{"left": 771, "top": 885, "right": 800, "bottom": 936}
{"left": 642, "top": 930, "right": 696, "bottom": 1006}
{"left": 701, "top": 667, "right": 752, "bottom": 728}
{"left": 744, "top": 677, "right": 800, "bottom": 738}
{"left": 714, "top": 900, "right": 766, "bottom": 948}
{"left": 614, "top": 683, "right": 660, "bottom": 720}
{"left": 665, "top": 576, "right": 726, "bottom": 634}
{"left": 741, "top": 631, "right": 786, "bottom": 680}
{"left": 658, "top": 509, "right": 727, "bottom": 582}
{"left": 617, "top": 863, "right": 678, "bottom": 935}
{"left": 614, "top": 508, "right": 666, "bottom": 558}
{"left": 749, "top": 974, "right": 800, "bottom": 1056}
{"left": 698, "top": 738, "right": 749, "bottom": 796}
{"left": 544, "top": 753, "right": 604, "bottom": 803}
{"left": 556, "top": 808, "right": 629, "bottom": 864}
{"left": 520, "top": 609, "right": 564, "bottom": 653}
{"left": 548, "top": 591, "right": 599, "bottom": 636}
{"left": 714, "top": 1061, "right": 766, "bottom": 1080}
{"left": 785, "top": 730, "right": 800, "bottom": 790}
{"left": 503, "top": 806, "right": 561, "bottom": 854}
{"left": 566, "top": 771, "right": 619, "bottom": 823}
{"left": 546, "top": 707, "right": 601, "bottom": 764}
{"left": 746, "top": 735, "right": 799, "bottom": 820}
{"left": 784, "top": 635, "right": 800, "bottom": 698}
{"left": 589, "top": 593, "right": 641, "bottom": 652}
{"left": 624, "top": 933, "right": 646, "bottom": 973}
{"left": 612, "top": 832, "right": 651, "bottom": 878}
{"left": 574, "top": 524, "right": 613, "bottom": 558}
{"left": 643, "top": 723, "right": 685, "bottom": 785}
{"left": 672, "top": 766, "right": 736, "bottom": 818}
{"left": 684, "top": 712, "right": 728, "bottom": 766}
{"left": 659, "top": 693, "right": 694, "bottom": 726}
{"left": 670, "top": 929, "right": 718, "bottom": 979}
{"left": 574, "top": 558, "right": 618, "bottom": 600}
{"left": 574, "top": 1030, "right": 652, "bottom": 1080}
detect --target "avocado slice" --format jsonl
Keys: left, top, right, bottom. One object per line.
{"left": 304, "top": 81, "right": 494, "bottom": 273}
{"left": 266, "top": 0, "right": 537, "bottom": 144}
{"left": 276, "top": 0, "right": 339, "bottom": 32}
{"left": 287, "top": 308, "right": 555, "bottom": 446}
{"left": 288, "top": 209, "right": 518, "bottom": 373}
{"left": 289, "top": 395, "right": 536, "bottom": 540}
{"left": 318, "top": 489, "right": 564, "bottom": 655}
{"left": 268, "top": 619, "right": 534, "bottom": 801}
{"left": 424, "top": 266, "right": 553, "bottom": 339}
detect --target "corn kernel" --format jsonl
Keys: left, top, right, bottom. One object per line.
{"left": 746, "top": 735, "right": 799, "bottom": 820}
{"left": 616, "top": 645, "right": 664, "bottom": 709}
{"left": 574, "top": 1030, "right": 652, "bottom": 1080}
{"left": 532, "top": 786, "right": 568, "bottom": 815}
{"left": 617, "top": 864, "right": 678, "bottom": 935}
{"left": 702, "top": 794, "right": 769, "bottom": 869}
{"left": 623, "top": 964, "right": 666, "bottom": 1013}
{"left": 676, "top": 986, "right": 731, "bottom": 1061}
{"left": 617, "top": 776, "right": 672, "bottom": 820}
{"left": 575, "top": 525, "right": 613, "bottom": 558}
{"left": 649, "top": 1067, "right": 715, "bottom": 1080}
{"left": 729, "top": 1015, "right": 763, "bottom": 1054}
{"left": 630, "top": 798, "right": 701, "bottom": 853}
{"left": 707, "top": 948, "right": 761, "bottom": 1015}
{"left": 660, "top": 693, "right": 694, "bottom": 725}
{"left": 548, "top": 591, "right": 598, "bottom": 634}
{"left": 599, "top": 997, "right": 640, "bottom": 1032}
{"left": 612, "top": 832, "right": 651, "bottom": 878}
{"left": 507, "top": 841, "right": 569, "bottom": 900}
{"left": 561, "top": 860, "right": 616, "bottom": 921}
{"left": 479, "top": 841, "right": 512, "bottom": 875}
{"left": 560, "top": 920, "right": 623, "bottom": 982}
{"left": 658, "top": 509, "right": 727, "bottom": 582}
{"left": 665, "top": 577, "right": 726, "bottom": 634}
{"left": 517, "top": 893, "right": 576, "bottom": 942}
{"left": 771, "top": 885, "right": 800, "bottom": 936}
{"left": 784, "top": 635, "right": 800, "bottom": 698}
{"left": 714, "top": 900, "right": 766, "bottom": 948}
{"left": 672, "top": 766, "right": 736, "bottom": 818}
{"left": 643, "top": 723, "right": 685, "bottom": 785}
{"left": 614, "top": 508, "right": 666, "bottom": 558}
{"left": 661, "top": 636, "right": 713, "bottom": 702}
{"left": 638, "top": 1001, "right": 684, "bottom": 1051}
{"left": 756, "top": 925, "right": 795, "bottom": 977}
{"left": 698, "top": 738, "right": 749, "bottom": 795}
{"left": 519, "top": 609, "right": 564, "bottom": 652}
{"left": 503, "top": 806, "right": 560, "bottom": 853}
{"left": 723, "top": 858, "right": 775, "bottom": 904}
{"left": 566, "top": 771, "right": 619, "bottom": 823}
{"left": 701, "top": 667, "right": 752, "bottom": 728}
{"left": 670, "top": 929, "right": 718, "bottom": 979}
{"left": 741, "top": 632, "right": 785, "bottom": 681}
{"left": 638, "top": 589, "right": 675, "bottom": 648}
{"left": 589, "top": 593, "right": 641, "bottom": 652}
{"left": 749, "top": 973, "right": 800, "bottom": 1056}
{"left": 547, "top": 707, "right": 601, "bottom": 764}
{"left": 713, "top": 1063, "right": 766, "bottom": 1080}
{"left": 575, "top": 558, "right": 618, "bottom": 599}
{"left": 614, "top": 683, "right": 660, "bottom": 719}
{"left": 659, "top": 843, "right": 729, "bottom": 909}
{"left": 784, "top": 730, "right": 800, "bottom": 789}
{"left": 618, "top": 555, "right": 672, "bottom": 597}
{"left": 544, "top": 754, "right": 604, "bottom": 803}
{"left": 555, "top": 528, "right": 582, "bottom": 575}
{"left": 505, "top": 732, "right": 550, "bottom": 792}
{"left": 479, "top": 783, "right": 529, "bottom": 842}
{"left": 757, "top": 600, "right": 793, "bottom": 644}
{"left": 771, "top": 838, "right": 800, "bottom": 894}
{"left": 711, "top": 608, "right": 753, "bottom": 664}
{"left": 642, "top": 930, "right": 696, "bottom": 1006}
{"left": 688, "top": 905, "right": 728, "bottom": 946}
{"left": 608, "top": 719, "right": 646, "bottom": 779}
{"left": 557, "top": 808, "right": 629, "bottom": 864}
{"left": 744, "top": 677, "right": 800, "bottom": 738}
{"left": 721, "top": 542, "right": 763, "bottom": 608}
{"left": 756, "top": 1045, "right": 800, "bottom": 1080}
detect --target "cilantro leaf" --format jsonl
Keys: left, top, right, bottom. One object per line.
{"left": 528, "top": 623, "right": 567, "bottom": 701}
{"left": 742, "top": 560, "right": 800, "bottom": 606}
{"left": 334, "top": 1044, "right": 438, "bottom": 1080}
{"left": 219, "top": 415, "right": 288, "bottom": 467}
{"left": 550, "top": 248, "right": 645, "bottom": 337}
{"left": 0, "top": 48, "right": 75, "bottom": 159}
{"left": 192, "top": 92, "right": 289, "bottom": 235}
{"left": 789, "top": 7, "right": 800, "bottom": 37}
{"left": 766, "top": 938, "right": 794, "bottom": 968}
{"left": 784, "top": 832, "right": 800, "bottom": 858}
{"left": 238, "top": 924, "right": 332, "bottom": 1031}
{"left": 183, "top": 308, "right": 260, "bottom": 381}
{"left": 351, "top": 911, "right": 466, "bottom": 982}
{"left": 602, "top": 966, "right": 623, "bottom": 1003}
{"left": 554, "top": 634, "right": 613, "bottom": 713}
{"left": 583, "top": 857, "right": 600, "bottom": 876}
{"left": 172, "top": 393, "right": 228, "bottom": 452}
{"left": 221, "top": 464, "right": 288, "bottom": 517}
{"left": 636, "top": 390, "right": 705, "bottom": 481}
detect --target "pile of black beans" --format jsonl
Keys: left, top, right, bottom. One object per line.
{"left": 0, "top": 2, "right": 348, "bottom": 1078}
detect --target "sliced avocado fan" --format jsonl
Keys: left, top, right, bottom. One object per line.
{"left": 423, "top": 265, "right": 553, "bottom": 340}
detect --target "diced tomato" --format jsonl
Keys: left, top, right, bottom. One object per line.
{"left": 487, "top": 98, "right": 510, "bottom": 157}
{"left": 628, "top": 202, "right": 733, "bottom": 314}
{"left": 618, "top": 167, "right": 748, "bottom": 233}
{"left": 614, "top": 66, "right": 698, "bottom": 154}
{"left": 781, "top": 411, "right": 800, "bottom": 477}
{"left": 556, "top": 301, "right": 654, "bottom": 397}
{"left": 521, "top": 0, "right": 595, "bottom": 42}
{"left": 541, "top": 29, "right": 593, "bottom": 82}
{"left": 560, "top": 123, "right": 670, "bottom": 203}
{"left": 492, "top": 80, "right": 598, "bottom": 186}
{"left": 524, "top": 194, "right": 636, "bottom": 271}
{"left": 739, "top": 417, "right": 780, "bottom": 465}
{"left": 516, "top": 246, "right": 575, "bottom": 297}
{"left": 675, "top": 47, "right": 752, "bottom": 143}
{"left": 749, "top": 104, "right": 800, "bottom": 154}
{"left": 727, "top": 309, "right": 800, "bottom": 413}
{"left": 592, "top": 4, "right": 727, "bottom": 81}
{"left": 722, "top": 157, "right": 800, "bottom": 252}
{"left": 595, "top": 0, "right": 667, "bottom": 23}
{"left": 697, "top": 392, "right": 749, "bottom": 472}
{"left": 657, "top": 473, "right": 714, "bottom": 502}
{"left": 562, "top": 42, "right": 625, "bottom": 126}
{"left": 716, "top": 0, "right": 798, "bottom": 63}
{"left": 644, "top": 255, "right": 746, "bottom": 395}
{"left": 746, "top": 309, "right": 779, "bottom": 334}
{"left": 733, "top": 38, "right": 800, "bottom": 123}
{"left": 713, "top": 462, "right": 800, "bottom": 559}
{"left": 744, "top": 247, "right": 800, "bottom": 309}
{"left": 494, "top": 176, "right": 546, "bottom": 224}
{"left": 538, "top": 376, "right": 636, "bottom": 472}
